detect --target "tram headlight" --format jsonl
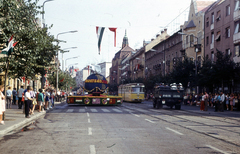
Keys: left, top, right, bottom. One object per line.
{"left": 107, "top": 98, "right": 110, "bottom": 101}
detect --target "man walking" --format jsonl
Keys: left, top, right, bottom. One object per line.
{"left": 18, "top": 86, "right": 25, "bottom": 109}
{"left": 6, "top": 87, "right": 12, "bottom": 109}
{"left": 220, "top": 92, "right": 225, "bottom": 112}
{"left": 12, "top": 88, "right": 17, "bottom": 105}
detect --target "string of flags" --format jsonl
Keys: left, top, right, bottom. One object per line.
{"left": 96, "top": 26, "right": 117, "bottom": 54}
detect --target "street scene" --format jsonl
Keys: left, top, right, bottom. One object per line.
{"left": 0, "top": 101, "right": 239, "bottom": 154}
{"left": 1, "top": 0, "right": 240, "bottom": 154}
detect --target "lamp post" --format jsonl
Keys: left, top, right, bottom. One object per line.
{"left": 60, "top": 47, "right": 77, "bottom": 71}
{"left": 42, "top": 0, "right": 54, "bottom": 28}
{"left": 56, "top": 30, "right": 77, "bottom": 92}
{"left": 65, "top": 56, "right": 80, "bottom": 71}
{"left": 178, "top": 32, "right": 201, "bottom": 94}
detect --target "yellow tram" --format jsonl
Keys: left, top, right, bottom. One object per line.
{"left": 118, "top": 83, "right": 145, "bottom": 102}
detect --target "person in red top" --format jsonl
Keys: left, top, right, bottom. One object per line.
{"left": 204, "top": 92, "right": 209, "bottom": 111}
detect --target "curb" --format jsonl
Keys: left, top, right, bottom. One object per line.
{"left": 0, "top": 111, "right": 46, "bottom": 135}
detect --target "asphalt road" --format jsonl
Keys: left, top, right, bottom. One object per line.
{"left": 0, "top": 101, "right": 239, "bottom": 154}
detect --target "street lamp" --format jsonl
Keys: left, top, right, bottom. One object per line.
{"left": 65, "top": 56, "right": 80, "bottom": 71}
{"left": 178, "top": 32, "right": 201, "bottom": 94}
{"left": 60, "top": 47, "right": 77, "bottom": 71}
{"left": 56, "top": 30, "right": 78, "bottom": 92}
{"left": 42, "top": 0, "right": 54, "bottom": 28}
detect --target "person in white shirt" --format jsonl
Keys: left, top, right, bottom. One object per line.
{"left": 24, "top": 86, "right": 33, "bottom": 118}
{"left": 220, "top": 92, "right": 225, "bottom": 112}
{"left": 18, "top": 86, "right": 25, "bottom": 109}
{"left": 6, "top": 87, "right": 12, "bottom": 109}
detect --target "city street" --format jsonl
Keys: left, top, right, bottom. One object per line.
{"left": 0, "top": 101, "right": 239, "bottom": 154}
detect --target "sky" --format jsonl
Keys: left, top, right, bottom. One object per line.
{"left": 37, "top": 0, "right": 195, "bottom": 71}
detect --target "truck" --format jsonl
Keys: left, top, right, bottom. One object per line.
{"left": 153, "top": 83, "right": 184, "bottom": 110}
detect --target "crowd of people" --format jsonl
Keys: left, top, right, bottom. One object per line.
{"left": 184, "top": 92, "right": 240, "bottom": 112}
{"left": 0, "top": 85, "right": 68, "bottom": 125}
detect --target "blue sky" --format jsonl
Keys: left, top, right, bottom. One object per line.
{"left": 37, "top": 0, "right": 194, "bottom": 70}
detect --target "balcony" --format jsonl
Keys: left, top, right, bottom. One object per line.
{"left": 233, "top": 32, "right": 240, "bottom": 44}
{"left": 210, "top": 24, "right": 214, "bottom": 30}
{"left": 210, "top": 43, "right": 214, "bottom": 50}
{"left": 234, "top": 9, "right": 240, "bottom": 21}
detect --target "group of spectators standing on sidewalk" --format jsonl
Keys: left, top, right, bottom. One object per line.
{"left": 184, "top": 92, "right": 240, "bottom": 112}
{"left": 0, "top": 85, "right": 60, "bottom": 124}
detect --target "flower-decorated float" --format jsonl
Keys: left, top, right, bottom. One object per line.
{"left": 67, "top": 73, "right": 122, "bottom": 105}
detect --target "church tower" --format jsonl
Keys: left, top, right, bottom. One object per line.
{"left": 122, "top": 30, "right": 129, "bottom": 49}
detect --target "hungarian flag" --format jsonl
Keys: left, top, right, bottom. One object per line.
{"left": 60, "top": 78, "right": 64, "bottom": 82}
{"left": 96, "top": 26, "right": 105, "bottom": 54}
{"left": 1, "top": 35, "right": 18, "bottom": 55}
{"left": 109, "top": 28, "right": 117, "bottom": 47}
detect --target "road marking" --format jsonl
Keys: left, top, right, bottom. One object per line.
{"left": 85, "top": 106, "right": 87, "bottom": 109}
{"left": 88, "top": 127, "right": 92, "bottom": 135}
{"left": 166, "top": 127, "right": 183, "bottom": 135}
{"left": 90, "top": 109, "right": 98, "bottom": 112}
{"left": 89, "top": 145, "right": 96, "bottom": 154}
{"left": 66, "top": 109, "right": 73, "bottom": 113}
{"left": 123, "top": 109, "right": 133, "bottom": 112}
{"left": 112, "top": 109, "right": 122, "bottom": 112}
{"left": 206, "top": 145, "right": 229, "bottom": 154}
{"left": 79, "top": 109, "right": 85, "bottom": 112}
{"left": 130, "top": 113, "right": 140, "bottom": 117}
{"left": 102, "top": 109, "right": 110, "bottom": 112}
{"left": 88, "top": 118, "right": 91, "bottom": 123}
{"left": 87, "top": 112, "right": 89, "bottom": 117}
{"left": 145, "top": 119, "right": 155, "bottom": 123}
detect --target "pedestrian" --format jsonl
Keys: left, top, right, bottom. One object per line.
{"left": 12, "top": 88, "right": 17, "bottom": 105}
{"left": 18, "top": 86, "right": 25, "bottom": 109}
{"left": 229, "top": 93, "right": 234, "bottom": 111}
{"left": 225, "top": 93, "right": 229, "bottom": 111}
{"left": 37, "top": 89, "right": 44, "bottom": 112}
{"left": 200, "top": 93, "right": 205, "bottom": 111}
{"left": 220, "top": 92, "right": 225, "bottom": 112}
{"left": 57, "top": 90, "right": 60, "bottom": 102}
{"left": 215, "top": 93, "right": 221, "bottom": 112}
{"left": 51, "top": 90, "right": 55, "bottom": 107}
{"left": 45, "top": 89, "right": 50, "bottom": 110}
{"left": 24, "top": 86, "right": 33, "bottom": 118}
{"left": 204, "top": 92, "right": 209, "bottom": 111}
{"left": 0, "top": 85, "right": 5, "bottom": 125}
{"left": 30, "top": 87, "right": 36, "bottom": 115}
{"left": 6, "top": 87, "right": 12, "bottom": 109}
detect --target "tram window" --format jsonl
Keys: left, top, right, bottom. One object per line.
{"left": 140, "top": 87, "right": 145, "bottom": 92}
{"left": 132, "top": 87, "right": 140, "bottom": 93}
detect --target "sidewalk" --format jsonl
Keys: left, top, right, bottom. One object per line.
{"left": 0, "top": 101, "right": 62, "bottom": 136}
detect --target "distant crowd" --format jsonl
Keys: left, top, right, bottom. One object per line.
{"left": 0, "top": 85, "right": 69, "bottom": 125}
{"left": 184, "top": 92, "right": 240, "bottom": 111}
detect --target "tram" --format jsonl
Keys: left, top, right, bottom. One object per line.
{"left": 118, "top": 83, "right": 145, "bottom": 102}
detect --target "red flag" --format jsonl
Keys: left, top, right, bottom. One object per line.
{"left": 109, "top": 28, "right": 117, "bottom": 47}
{"left": 22, "top": 77, "right": 25, "bottom": 83}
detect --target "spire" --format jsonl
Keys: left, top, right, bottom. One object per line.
{"left": 122, "top": 29, "right": 129, "bottom": 49}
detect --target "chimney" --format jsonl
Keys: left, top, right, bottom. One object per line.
{"left": 151, "top": 38, "right": 154, "bottom": 41}
{"left": 161, "top": 30, "right": 164, "bottom": 34}
{"left": 180, "top": 25, "right": 183, "bottom": 29}
{"left": 156, "top": 34, "right": 160, "bottom": 37}
{"left": 164, "top": 28, "right": 167, "bottom": 32}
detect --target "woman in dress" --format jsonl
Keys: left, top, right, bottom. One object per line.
{"left": 225, "top": 94, "right": 229, "bottom": 111}
{"left": 0, "top": 85, "right": 6, "bottom": 125}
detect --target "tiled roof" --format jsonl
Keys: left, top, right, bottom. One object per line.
{"left": 196, "top": 0, "right": 217, "bottom": 12}
{"left": 121, "top": 45, "right": 134, "bottom": 52}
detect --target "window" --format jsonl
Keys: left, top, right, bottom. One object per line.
{"left": 211, "top": 13, "right": 214, "bottom": 24}
{"left": 211, "top": 52, "right": 214, "bottom": 62}
{"left": 235, "top": 45, "right": 239, "bottom": 56}
{"left": 226, "top": 27, "right": 230, "bottom": 38}
{"left": 206, "top": 17, "right": 209, "bottom": 27}
{"left": 186, "top": 35, "right": 189, "bottom": 45}
{"left": 226, "top": 48, "right": 231, "bottom": 55}
{"left": 190, "top": 35, "right": 194, "bottom": 46}
{"left": 216, "top": 10, "right": 221, "bottom": 21}
{"left": 197, "top": 32, "right": 202, "bottom": 44}
{"left": 215, "top": 31, "right": 221, "bottom": 42}
{"left": 235, "top": 0, "right": 240, "bottom": 11}
{"left": 206, "top": 36, "right": 209, "bottom": 45}
{"left": 206, "top": 54, "right": 209, "bottom": 60}
{"left": 211, "top": 32, "right": 214, "bottom": 43}
{"left": 226, "top": 5, "right": 230, "bottom": 16}
{"left": 235, "top": 21, "right": 240, "bottom": 34}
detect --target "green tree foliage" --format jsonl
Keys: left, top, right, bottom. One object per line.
{"left": 0, "top": 0, "right": 58, "bottom": 80}
{"left": 47, "top": 71, "right": 76, "bottom": 91}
